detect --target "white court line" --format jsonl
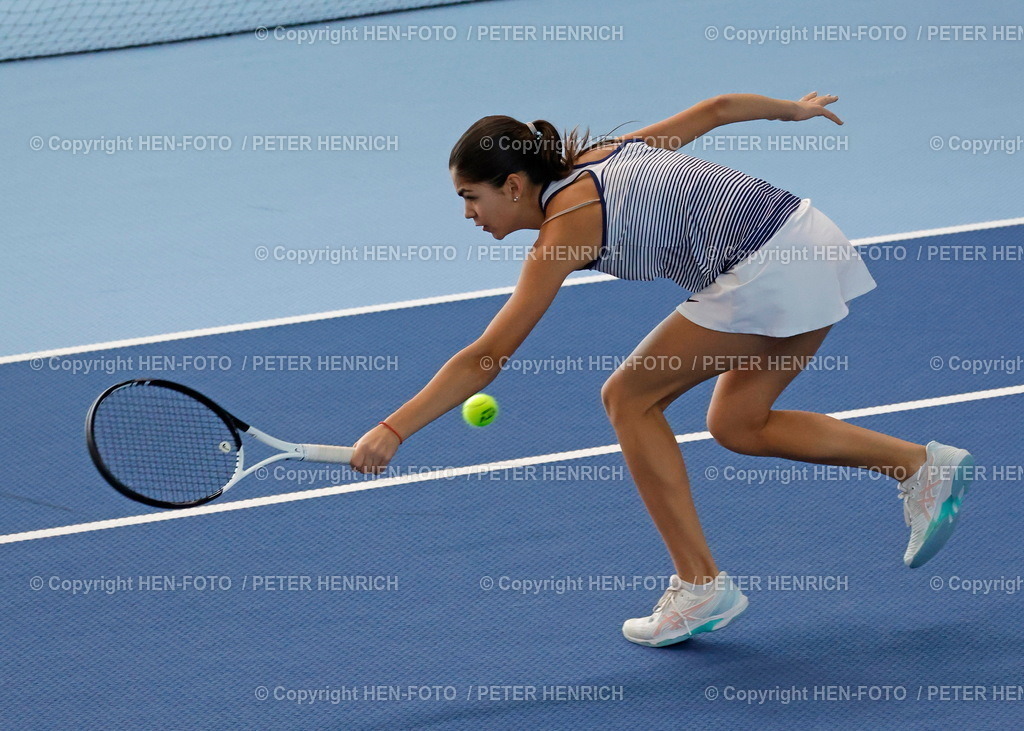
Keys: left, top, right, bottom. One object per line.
{"left": 2, "top": 215, "right": 1022, "bottom": 366}
{"left": 852, "top": 216, "right": 1024, "bottom": 246}
{"left": 1, "top": 383, "right": 1020, "bottom": 545}
{"left": 0, "top": 274, "right": 610, "bottom": 365}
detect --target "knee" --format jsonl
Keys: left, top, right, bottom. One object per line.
{"left": 706, "top": 411, "right": 770, "bottom": 456}
{"left": 601, "top": 371, "right": 655, "bottom": 421}
{"left": 600, "top": 372, "right": 629, "bottom": 418}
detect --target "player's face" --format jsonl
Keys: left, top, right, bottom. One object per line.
{"left": 451, "top": 169, "right": 516, "bottom": 240}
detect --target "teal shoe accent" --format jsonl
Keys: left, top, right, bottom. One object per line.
{"left": 908, "top": 454, "right": 974, "bottom": 568}
{"left": 648, "top": 597, "right": 748, "bottom": 646}
{"left": 647, "top": 618, "right": 720, "bottom": 647}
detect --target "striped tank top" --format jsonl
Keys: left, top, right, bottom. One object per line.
{"left": 539, "top": 139, "right": 801, "bottom": 293}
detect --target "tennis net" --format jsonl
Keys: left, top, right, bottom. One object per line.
{"left": 1, "top": 0, "right": 490, "bottom": 61}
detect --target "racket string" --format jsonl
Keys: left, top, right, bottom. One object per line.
{"left": 91, "top": 385, "right": 239, "bottom": 504}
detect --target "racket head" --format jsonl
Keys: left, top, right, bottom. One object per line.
{"left": 86, "top": 379, "right": 246, "bottom": 509}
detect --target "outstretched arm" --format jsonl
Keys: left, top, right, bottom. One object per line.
{"left": 717, "top": 91, "right": 843, "bottom": 126}
{"left": 348, "top": 234, "right": 585, "bottom": 474}
{"left": 625, "top": 91, "right": 842, "bottom": 151}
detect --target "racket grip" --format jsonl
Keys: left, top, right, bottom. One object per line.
{"left": 301, "top": 444, "right": 355, "bottom": 464}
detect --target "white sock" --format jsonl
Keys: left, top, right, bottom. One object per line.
{"left": 678, "top": 574, "right": 717, "bottom": 594}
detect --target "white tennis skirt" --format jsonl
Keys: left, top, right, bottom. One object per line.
{"left": 675, "top": 198, "right": 877, "bottom": 337}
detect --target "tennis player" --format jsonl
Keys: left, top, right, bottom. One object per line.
{"left": 350, "top": 92, "right": 975, "bottom": 647}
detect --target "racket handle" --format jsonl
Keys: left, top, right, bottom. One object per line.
{"left": 301, "top": 444, "right": 355, "bottom": 464}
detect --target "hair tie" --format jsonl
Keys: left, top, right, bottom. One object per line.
{"left": 525, "top": 121, "right": 542, "bottom": 140}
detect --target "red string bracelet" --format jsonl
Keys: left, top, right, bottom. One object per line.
{"left": 378, "top": 420, "right": 403, "bottom": 444}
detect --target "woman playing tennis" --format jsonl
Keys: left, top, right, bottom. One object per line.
{"left": 350, "top": 91, "right": 975, "bottom": 647}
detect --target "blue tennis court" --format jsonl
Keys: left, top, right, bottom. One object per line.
{"left": 3, "top": 0, "right": 1023, "bottom": 728}
{"left": 4, "top": 223, "right": 1024, "bottom": 728}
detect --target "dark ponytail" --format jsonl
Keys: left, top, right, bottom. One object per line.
{"left": 449, "top": 115, "right": 611, "bottom": 188}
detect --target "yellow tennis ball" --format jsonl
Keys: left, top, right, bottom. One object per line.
{"left": 462, "top": 393, "right": 498, "bottom": 427}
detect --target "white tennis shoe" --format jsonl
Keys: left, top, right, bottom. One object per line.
{"left": 899, "top": 440, "right": 975, "bottom": 568}
{"left": 622, "top": 571, "right": 748, "bottom": 647}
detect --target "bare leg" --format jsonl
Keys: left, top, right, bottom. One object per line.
{"left": 603, "top": 313, "right": 925, "bottom": 584}
{"left": 608, "top": 402, "right": 720, "bottom": 584}
{"left": 707, "top": 326, "right": 926, "bottom": 482}
{"left": 602, "top": 314, "right": 766, "bottom": 584}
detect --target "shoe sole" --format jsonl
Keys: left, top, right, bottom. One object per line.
{"left": 623, "top": 595, "right": 749, "bottom": 647}
{"left": 906, "top": 453, "right": 974, "bottom": 568}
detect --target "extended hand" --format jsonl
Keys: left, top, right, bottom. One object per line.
{"left": 350, "top": 423, "right": 401, "bottom": 474}
{"left": 790, "top": 92, "right": 843, "bottom": 125}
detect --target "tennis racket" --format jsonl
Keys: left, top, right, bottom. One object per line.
{"left": 86, "top": 378, "right": 354, "bottom": 509}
